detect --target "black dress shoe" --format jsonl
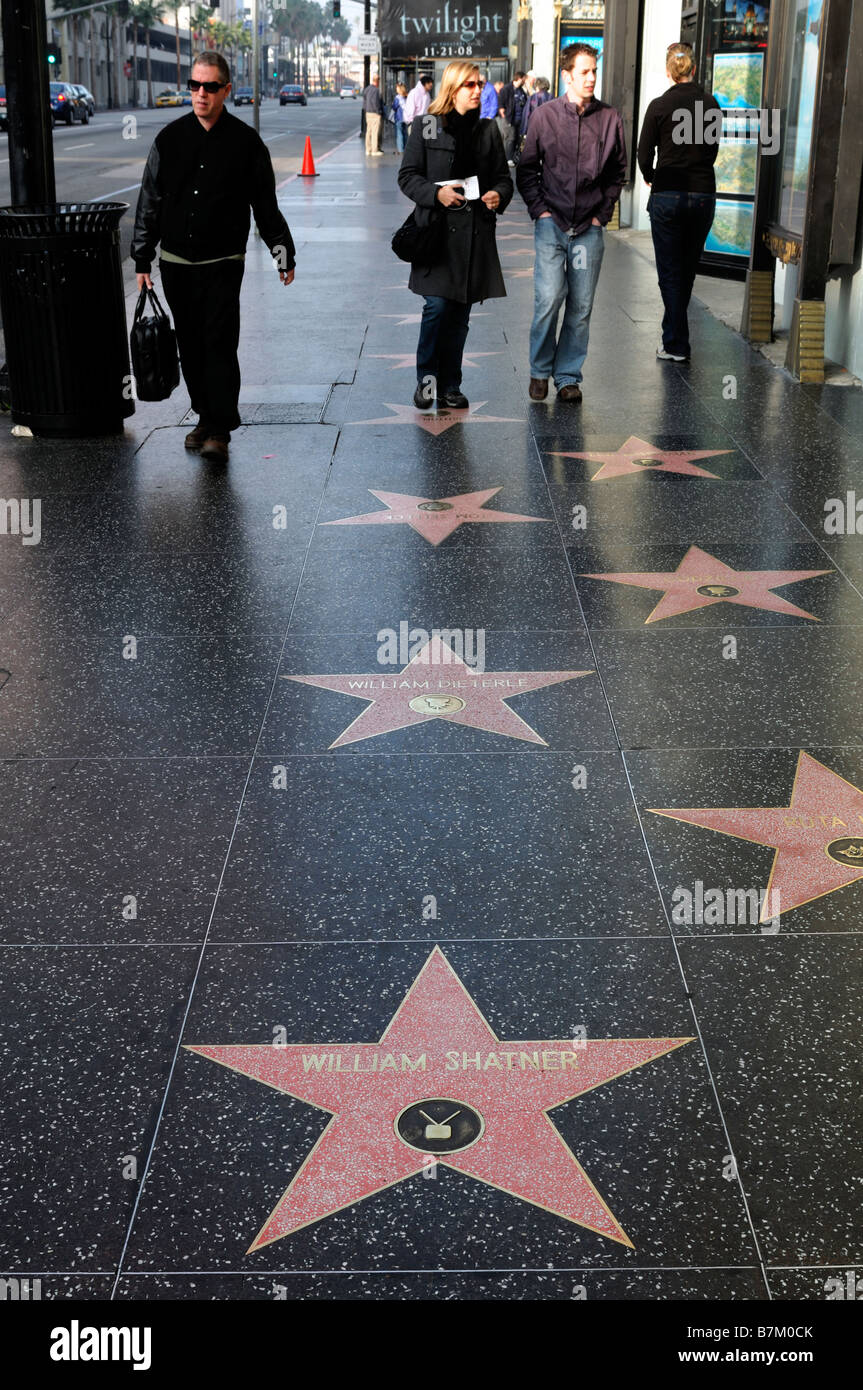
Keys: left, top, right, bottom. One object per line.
{"left": 437, "top": 390, "right": 469, "bottom": 409}
{"left": 413, "top": 382, "right": 434, "bottom": 410}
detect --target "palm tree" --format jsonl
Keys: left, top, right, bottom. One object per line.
{"left": 189, "top": 4, "right": 214, "bottom": 51}
{"left": 130, "top": 2, "right": 166, "bottom": 109}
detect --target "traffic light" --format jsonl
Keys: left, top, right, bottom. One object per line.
{"left": 333, "top": 1, "right": 341, "bottom": 16}
{"left": 117, "top": 1, "right": 129, "bottom": 18}
{"left": 46, "top": 45, "right": 61, "bottom": 67}
{"left": 273, "top": 70, "right": 278, "bottom": 80}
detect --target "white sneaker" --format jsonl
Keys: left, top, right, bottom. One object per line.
{"left": 370, "top": 150, "right": 383, "bottom": 157}
{"left": 656, "top": 345, "right": 689, "bottom": 362}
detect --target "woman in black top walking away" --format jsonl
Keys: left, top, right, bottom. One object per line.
{"left": 637, "top": 42, "right": 721, "bottom": 362}
{"left": 398, "top": 60, "right": 513, "bottom": 409}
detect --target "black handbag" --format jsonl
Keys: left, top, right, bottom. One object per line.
{"left": 129, "top": 286, "right": 180, "bottom": 401}
{"left": 391, "top": 205, "right": 446, "bottom": 266}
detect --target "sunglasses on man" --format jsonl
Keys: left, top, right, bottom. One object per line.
{"left": 188, "top": 78, "right": 227, "bottom": 94}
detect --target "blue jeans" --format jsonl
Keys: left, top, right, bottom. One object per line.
{"left": 529, "top": 218, "right": 605, "bottom": 386}
{"left": 395, "top": 120, "right": 407, "bottom": 153}
{"left": 647, "top": 191, "right": 716, "bottom": 358}
{"left": 416, "top": 296, "right": 471, "bottom": 393}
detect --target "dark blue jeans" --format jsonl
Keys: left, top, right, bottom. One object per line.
{"left": 647, "top": 191, "right": 716, "bottom": 358}
{"left": 416, "top": 296, "right": 472, "bottom": 394}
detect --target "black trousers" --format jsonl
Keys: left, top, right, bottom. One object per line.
{"left": 159, "top": 258, "right": 245, "bottom": 435}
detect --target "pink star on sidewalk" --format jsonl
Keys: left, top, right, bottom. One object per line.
{"left": 582, "top": 545, "right": 831, "bottom": 623}
{"left": 322, "top": 487, "right": 550, "bottom": 545}
{"left": 188, "top": 947, "right": 692, "bottom": 1249}
{"left": 282, "top": 635, "right": 593, "bottom": 747}
{"left": 347, "top": 402, "right": 521, "bottom": 434}
{"left": 549, "top": 435, "right": 733, "bottom": 481}
{"left": 368, "top": 352, "right": 503, "bottom": 370}
{"left": 651, "top": 752, "right": 863, "bottom": 919}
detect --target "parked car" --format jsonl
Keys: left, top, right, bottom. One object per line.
{"left": 279, "top": 84, "right": 307, "bottom": 106}
{"left": 339, "top": 86, "right": 356, "bottom": 99}
{"left": 0, "top": 85, "right": 7, "bottom": 131}
{"left": 49, "top": 82, "right": 89, "bottom": 124}
{"left": 71, "top": 84, "right": 96, "bottom": 117}
{"left": 233, "top": 87, "right": 258, "bottom": 106}
{"left": 156, "top": 89, "right": 190, "bottom": 108}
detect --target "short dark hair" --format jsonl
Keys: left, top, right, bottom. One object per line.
{"left": 513, "top": 70, "right": 526, "bottom": 81}
{"left": 191, "top": 51, "right": 231, "bottom": 86}
{"left": 560, "top": 44, "right": 598, "bottom": 74}
{"left": 422, "top": 76, "right": 433, "bottom": 86}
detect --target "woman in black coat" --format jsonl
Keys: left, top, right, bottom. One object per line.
{"left": 397, "top": 60, "right": 513, "bottom": 409}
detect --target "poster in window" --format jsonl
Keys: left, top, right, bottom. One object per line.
{"left": 712, "top": 51, "right": 764, "bottom": 109}
{"left": 705, "top": 197, "right": 754, "bottom": 257}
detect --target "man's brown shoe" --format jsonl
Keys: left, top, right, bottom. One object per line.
{"left": 200, "top": 435, "right": 230, "bottom": 462}
{"left": 529, "top": 377, "right": 548, "bottom": 400}
{"left": 558, "top": 384, "right": 582, "bottom": 403}
{"left": 184, "top": 426, "right": 209, "bottom": 450}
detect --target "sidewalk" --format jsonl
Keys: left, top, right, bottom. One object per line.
{"left": 1, "top": 136, "right": 863, "bottom": 1302}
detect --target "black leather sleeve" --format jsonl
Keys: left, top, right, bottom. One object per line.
{"left": 397, "top": 118, "right": 439, "bottom": 209}
{"left": 484, "top": 120, "right": 514, "bottom": 213}
{"left": 131, "top": 140, "right": 161, "bottom": 274}
{"left": 250, "top": 136, "right": 295, "bottom": 270}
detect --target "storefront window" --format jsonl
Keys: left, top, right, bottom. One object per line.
{"left": 777, "top": 0, "right": 823, "bottom": 236}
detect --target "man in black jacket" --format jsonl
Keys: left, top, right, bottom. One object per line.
{"left": 132, "top": 52, "right": 295, "bottom": 462}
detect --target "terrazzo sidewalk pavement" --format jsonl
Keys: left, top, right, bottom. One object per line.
{"left": 1, "top": 134, "right": 862, "bottom": 1309}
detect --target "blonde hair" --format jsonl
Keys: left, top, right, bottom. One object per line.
{"left": 666, "top": 44, "right": 695, "bottom": 82}
{"left": 428, "top": 61, "right": 479, "bottom": 116}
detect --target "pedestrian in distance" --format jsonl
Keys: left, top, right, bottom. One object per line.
{"left": 132, "top": 51, "right": 295, "bottom": 463}
{"left": 363, "top": 75, "right": 384, "bottom": 155}
{"left": 637, "top": 41, "right": 720, "bottom": 362}
{"left": 480, "top": 73, "right": 499, "bottom": 119}
{"left": 519, "top": 76, "right": 552, "bottom": 140}
{"left": 516, "top": 46, "right": 626, "bottom": 403}
{"left": 397, "top": 60, "right": 513, "bottom": 411}
{"left": 392, "top": 81, "right": 409, "bottom": 154}
{"left": 498, "top": 70, "right": 527, "bottom": 163}
{"left": 403, "top": 75, "right": 433, "bottom": 132}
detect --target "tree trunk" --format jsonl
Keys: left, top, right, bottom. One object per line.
{"left": 176, "top": 9, "right": 181, "bottom": 91}
{"left": 71, "top": 17, "right": 79, "bottom": 85}
{"left": 146, "top": 30, "right": 153, "bottom": 108}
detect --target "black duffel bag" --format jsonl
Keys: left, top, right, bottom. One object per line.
{"left": 391, "top": 204, "right": 446, "bottom": 266}
{"left": 129, "top": 285, "right": 180, "bottom": 401}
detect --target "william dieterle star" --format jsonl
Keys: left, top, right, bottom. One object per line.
{"left": 186, "top": 948, "right": 693, "bottom": 1249}
{"left": 651, "top": 752, "right": 863, "bottom": 919}
{"left": 322, "top": 488, "right": 550, "bottom": 545}
{"left": 549, "top": 435, "right": 733, "bottom": 481}
{"left": 582, "top": 545, "right": 830, "bottom": 623}
{"left": 282, "top": 635, "right": 592, "bottom": 747}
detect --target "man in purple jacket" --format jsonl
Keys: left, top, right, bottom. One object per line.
{"left": 516, "top": 45, "right": 626, "bottom": 402}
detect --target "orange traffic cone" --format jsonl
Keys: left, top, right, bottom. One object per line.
{"left": 299, "top": 137, "right": 318, "bottom": 177}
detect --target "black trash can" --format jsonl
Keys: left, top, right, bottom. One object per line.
{"left": 0, "top": 202, "right": 135, "bottom": 436}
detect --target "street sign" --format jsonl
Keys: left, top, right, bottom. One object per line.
{"left": 357, "top": 34, "right": 380, "bottom": 55}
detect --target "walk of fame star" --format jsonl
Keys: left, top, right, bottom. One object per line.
{"left": 281, "top": 635, "right": 591, "bottom": 747}
{"left": 187, "top": 948, "right": 693, "bottom": 1249}
{"left": 650, "top": 752, "right": 863, "bottom": 918}
{"left": 368, "top": 351, "right": 503, "bottom": 370}
{"left": 582, "top": 545, "right": 831, "bottom": 623}
{"left": 347, "top": 402, "right": 521, "bottom": 435}
{"left": 549, "top": 435, "right": 733, "bottom": 481}
{"left": 508, "top": 268, "right": 534, "bottom": 279}
{"left": 497, "top": 233, "right": 534, "bottom": 240}
{"left": 378, "top": 312, "right": 491, "bottom": 327}
{"left": 322, "top": 488, "right": 550, "bottom": 545}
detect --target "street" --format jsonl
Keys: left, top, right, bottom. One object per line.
{"left": 0, "top": 95, "right": 364, "bottom": 264}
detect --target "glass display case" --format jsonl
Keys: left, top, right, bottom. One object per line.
{"left": 696, "top": 0, "right": 771, "bottom": 271}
